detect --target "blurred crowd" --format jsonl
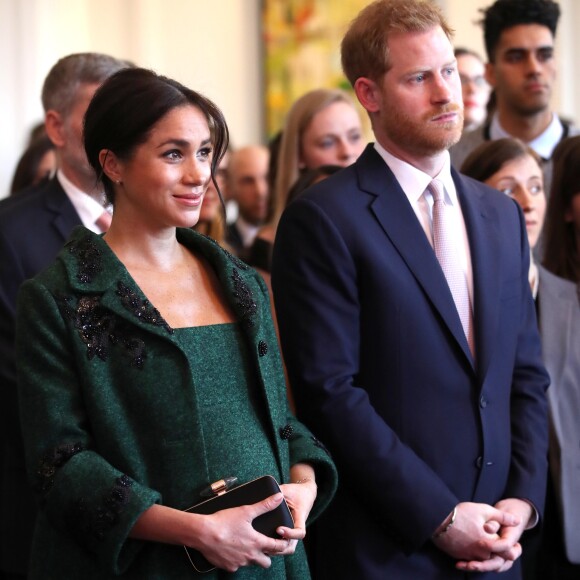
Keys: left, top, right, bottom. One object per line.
{"left": 0, "top": 0, "right": 578, "bottom": 579}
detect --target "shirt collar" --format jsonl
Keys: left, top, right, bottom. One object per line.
{"left": 235, "top": 215, "right": 260, "bottom": 248}
{"left": 57, "top": 169, "right": 107, "bottom": 232}
{"left": 373, "top": 142, "right": 458, "bottom": 205}
{"left": 489, "top": 112, "right": 564, "bottom": 160}
{"left": 529, "top": 251, "right": 539, "bottom": 299}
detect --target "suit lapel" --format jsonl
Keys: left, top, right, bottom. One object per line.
{"left": 360, "top": 148, "right": 474, "bottom": 367}
{"left": 44, "top": 179, "right": 83, "bottom": 242}
{"left": 453, "top": 170, "right": 502, "bottom": 381}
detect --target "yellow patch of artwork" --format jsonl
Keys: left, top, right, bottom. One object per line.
{"left": 263, "top": 0, "right": 371, "bottom": 137}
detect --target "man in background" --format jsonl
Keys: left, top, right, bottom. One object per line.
{"left": 0, "top": 52, "right": 130, "bottom": 579}
{"left": 451, "top": 0, "right": 576, "bottom": 195}
{"left": 225, "top": 145, "right": 269, "bottom": 259}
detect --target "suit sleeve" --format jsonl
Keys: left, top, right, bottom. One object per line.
{"left": 272, "top": 198, "right": 458, "bottom": 552}
{"left": 0, "top": 226, "right": 24, "bottom": 444}
{"left": 16, "top": 280, "right": 161, "bottom": 575}
{"left": 505, "top": 201, "right": 549, "bottom": 514}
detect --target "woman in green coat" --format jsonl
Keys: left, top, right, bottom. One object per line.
{"left": 16, "top": 68, "right": 337, "bottom": 579}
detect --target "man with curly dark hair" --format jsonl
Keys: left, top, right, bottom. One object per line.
{"left": 451, "top": 0, "right": 577, "bottom": 197}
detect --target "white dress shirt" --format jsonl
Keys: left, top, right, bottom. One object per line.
{"left": 235, "top": 215, "right": 261, "bottom": 248}
{"left": 373, "top": 142, "right": 474, "bottom": 306}
{"left": 58, "top": 170, "right": 109, "bottom": 233}
{"left": 489, "top": 112, "right": 564, "bottom": 161}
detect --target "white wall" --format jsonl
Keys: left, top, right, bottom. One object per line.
{"left": 1, "top": 0, "right": 578, "bottom": 198}
{"left": 555, "top": 0, "right": 580, "bottom": 121}
{"left": 0, "top": 0, "right": 263, "bottom": 198}
{"left": 442, "top": 0, "right": 487, "bottom": 57}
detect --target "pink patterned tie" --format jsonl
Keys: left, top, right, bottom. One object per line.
{"left": 429, "top": 179, "right": 475, "bottom": 357}
{"left": 95, "top": 210, "right": 112, "bottom": 232}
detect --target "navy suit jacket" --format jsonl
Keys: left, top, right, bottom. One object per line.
{"left": 0, "top": 178, "right": 81, "bottom": 573}
{"left": 272, "top": 145, "right": 549, "bottom": 579}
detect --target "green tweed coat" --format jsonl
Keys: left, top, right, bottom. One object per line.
{"left": 16, "top": 226, "right": 337, "bottom": 579}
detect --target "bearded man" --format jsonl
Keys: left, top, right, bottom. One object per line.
{"left": 272, "top": 1, "right": 549, "bottom": 578}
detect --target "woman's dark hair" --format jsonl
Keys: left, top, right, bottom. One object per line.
{"left": 460, "top": 137, "right": 541, "bottom": 183}
{"left": 10, "top": 135, "right": 55, "bottom": 195}
{"left": 83, "top": 67, "right": 229, "bottom": 204}
{"left": 543, "top": 136, "right": 580, "bottom": 281}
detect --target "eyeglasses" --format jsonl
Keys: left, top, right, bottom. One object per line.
{"left": 459, "top": 74, "right": 489, "bottom": 89}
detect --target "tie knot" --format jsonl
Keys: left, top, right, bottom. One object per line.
{"left": 429, "top": 179, "right": 445, "bottom": 203}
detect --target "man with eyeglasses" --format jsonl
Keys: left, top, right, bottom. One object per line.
{"left": 451, "top": 0, "right": 577, "bottom": 198}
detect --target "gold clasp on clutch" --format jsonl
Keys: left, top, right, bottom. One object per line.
{"left": 201, "top": 476, "right": 238, "bottom": 498}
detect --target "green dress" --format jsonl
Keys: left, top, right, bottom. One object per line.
{"left": 175, "top": 323, "right": 305, "bottom": 579}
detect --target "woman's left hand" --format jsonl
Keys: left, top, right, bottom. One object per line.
{"left": 274, "top": 479, "right": 317, "bottom": 555}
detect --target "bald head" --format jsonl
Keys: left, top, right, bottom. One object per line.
{"left": 229, "top": 145, "right": 270, "bottom": 225}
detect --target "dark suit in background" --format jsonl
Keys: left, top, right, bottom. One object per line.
{"left": 0, "top": 178, "right": 81, "bottom": 575}
{"left": 272, "top": 145, "right": 549, "bottom": 578}
{"left": 225, "top": 221, "right": 245, "bottom": 256}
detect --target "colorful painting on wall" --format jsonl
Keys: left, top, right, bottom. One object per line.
{"left": 263, "top": 0, "right": 370, "bottom": 138}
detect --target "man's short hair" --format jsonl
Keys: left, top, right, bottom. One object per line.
{"left": 341, "top": 0, "right": 453, "bottom": 86}
{"left": 480, "top": 0, "right": 561, "bottom": 62}
{"left": 41, "top": 52, "right": 132, "bottom": 116}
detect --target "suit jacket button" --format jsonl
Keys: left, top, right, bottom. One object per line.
{"left": 475, "top": 456, "right": 483, "bottom": 469}
{"left": 480, "top": 395, "right": 488, "bottom": 408}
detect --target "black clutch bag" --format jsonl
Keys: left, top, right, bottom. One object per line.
{"left": 183, "top": 475, "right": 294, "bottom": 573}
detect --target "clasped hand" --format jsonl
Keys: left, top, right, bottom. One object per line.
{"left": 432, "top": 498, "right": 532, "bottom": 573}
{"left": 193, "top": 481, "right": 316, "bottom": 573}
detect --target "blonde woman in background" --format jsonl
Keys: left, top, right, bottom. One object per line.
{"left": 249, "top": 88, "right": 366, "bottom": 273}
{"left": 272, "top": 88, "right": 366, "bottom": 224}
